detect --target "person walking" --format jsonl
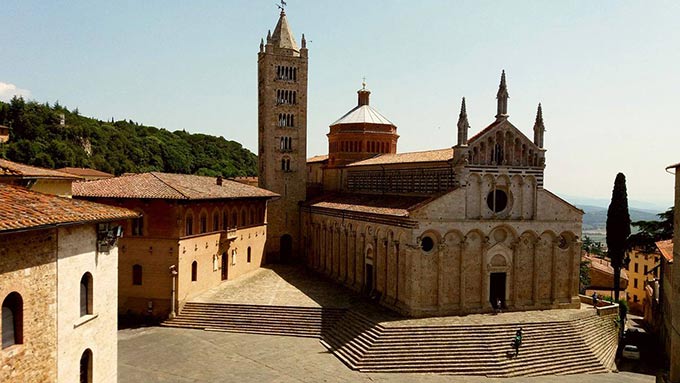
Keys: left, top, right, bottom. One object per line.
{"left": 513, "top": 328, "right": 523, "bottom": 357}
{"left": 591, "top": 291, "right": 598, "bottom": 308}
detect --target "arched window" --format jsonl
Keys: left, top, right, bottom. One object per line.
{"left": 80, "top": 273, "right": 93, "bottom": 317}
{"left": 132, "top": 264, "right": 142, "bottom": 286}
{"left": 185, "top": 213, "right": 193, "bottom": 236}
{"left": 241, "top": 210, "right": 247, "bottom": 227}
{"left": 222, "top": 210, "right": 228, "bottom": 230}
{"left": 247, "top": 247, "right": 252, "bottom": 263}
{"left": 80, "top": 349, "right": 92, "bottom": 383}
{"left": 191, "top": 261, "right": 198, "bottom": 282}
{"left": 213, "top": 211, "right": 220, "bottom": 231}
{"left": 2, "top": 292, "right": 22, "bottom": 349}
{"left": 199, "top": 212, "right": 207, "bottom": 234}
{"left": 250, "top": 208, "right": 255, "bottom": 225}
{"left": 231, "top": 211, "right": 238, "bottom": 229}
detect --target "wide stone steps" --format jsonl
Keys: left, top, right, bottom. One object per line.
{"left": 321, "top": 310, "right": 617, "bottom": 377}
{"left": 162, "top": 302, "right": 346, "bottom": 338}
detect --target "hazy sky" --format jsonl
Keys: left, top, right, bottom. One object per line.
{"left": 2, "top": 1, "right": 678, "bottom": 209}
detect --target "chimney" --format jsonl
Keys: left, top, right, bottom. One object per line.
{"left": 216, "top": 176, "right": 223, "bottom": 186}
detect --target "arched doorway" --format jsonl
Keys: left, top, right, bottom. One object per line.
{"left": 280, "top": 234, "right": 293, "bottom": 263}
{"left": 221, "top": 252, "right": 228, "bottom": 280}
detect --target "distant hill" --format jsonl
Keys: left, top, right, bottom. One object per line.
{"left": 0, "top": 97, "right": 257, "bottom": 177}
{"left": 579, "top": 204, "right": 660, "bottom": 232}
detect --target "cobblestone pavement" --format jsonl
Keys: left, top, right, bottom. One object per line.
{"left": 118, "top": 326, "right": 655, "bottom": 383}
{"left": 192, "top": 265, "right": 356, "bottom": 308}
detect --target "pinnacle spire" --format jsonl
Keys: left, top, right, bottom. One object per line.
{"left": 496, "top": 70, "right": 509, "bottom": 119}
{"left": 301, "top": 33, "right": 306, "bottom": 49}
{"left": 259, "top": 38, "right": 264, "bottom": 52}
{"left": 457, "top": 97, "right": 471, "bottom": 146}
{"left": 270, "top": 8, "right": 299, "bottom": 51}
{"left": 533, "top": 103, "right": 545, "bottom": 148}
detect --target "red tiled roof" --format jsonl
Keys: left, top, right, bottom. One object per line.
{"left": 346, "top": 148, "right": 453, "bottom": 167}
{"left": 73, "top": 172, "right": 278, "bottom": 200}
{"left": 56, "top": 167, "right": 114, "bottom": 178}
{"left": 656, "top": 239, "right": 673, "bottom": 262}
{"left": 306, "top": 193, "right": 429, "bottom": 217}
{"left": 0, "top": 158, "right": 80, "bottom": 179}
{"left": 0, "top": 184, "right": 137, "bottom": 232}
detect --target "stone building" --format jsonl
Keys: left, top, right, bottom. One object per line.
{"left": 626, "top": 248, "right": 660, "bottom": 312}
{"left": 253, "top": 10, "right": 584, "bottom": 318}
{"left": 0, "top": 124, "right": 8, "bottom": 143}
{"left": 0, "top": 158, "right": 80, "bottom": 197}
{"left": 0, "top": 183, "right": 136, "bottom": 383}
{"left": 666, "top": 161, "right": 680, "bottom": 383}
{"left": 73, "top": 172, "right": 277, "bottom": 318}
{"left": 257, "top": 9, "right": 308, "bottom": 261}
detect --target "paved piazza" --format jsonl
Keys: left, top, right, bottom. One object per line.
{"left": 119, "top": 326, "right": 654, "bottom": 383}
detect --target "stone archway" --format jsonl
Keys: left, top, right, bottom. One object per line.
{"left": 364, "top": 246, "right": 375, "bottom": 294}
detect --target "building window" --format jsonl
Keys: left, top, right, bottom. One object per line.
{"left": 486, "top": 189, "right": 508, "bottom": 213}
{"left": 132, "top": 264, "right": 142, "bottom": 286}
{"left": 185, "top": 213, "right": 194, "bottom": 236}
{"left": 200, "top": 213, "right": 207, "bottom": 234}
{"left": 80, "top": 349, "right": 92, "bottom": 383}
{"left": 2, "top": 292, "right": 22, "bottom": 349}
{"left": 634, "top": 263, "right": 639, "bottom": 273}
{"left": 247, "top": 247, "right": 252, "bottom": 263}
{"left": 633, "top": 278, "right": 638, "bottom": 288}
{"left": 420, "top": 236, "right": 435, "bottom": 252}
{"left": 222, "top": 211, "right": 228, "bottom": 230}
{"left": 131, "top": 215, "right": 144, "bottom": 236}
{"left": 191, "top": 261, "right": 198, "bottom": 282}
{"left": 231, "top": 212, "right": 238, "bottom": 228}
{"left": 213, "top": 211, "right": 220, "bottom": 231}
{"left": 241, "top": 210, "right": 247, "bottom": 227}
{"left": 644, "top": 265, "right": 648, "bottom": 275}
{"left": 633, "top": 295, "right": 638, "bottom": 303}
{"left": 80, "top": 273, "right": 93, "bottom": 317}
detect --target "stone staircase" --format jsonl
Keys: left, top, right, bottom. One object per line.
{"left": 162, "top": 302, "right": 346, "bottom": 338}
{"left": 320, "top": 310, "right": 619, "bottom": 377}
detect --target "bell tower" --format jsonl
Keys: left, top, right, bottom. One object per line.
{"left": 258, "top": 8, "right": 308, "bottom": 262}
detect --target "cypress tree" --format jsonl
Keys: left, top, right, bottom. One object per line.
{"left": 606, "top": 172, "right": 631, "bottom": 301}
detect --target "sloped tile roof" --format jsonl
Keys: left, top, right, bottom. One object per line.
{"left": 330, "top": 105, "right": 395, "bottom": 126}
{"left": 0, "top": 183, "right": 137, "bottom": 232}
{"left": 306, "top": 193, "right": 429, "bottom": 217}
{"left": 73, "top": 172, "right": 278, "bottom": 200}
{"left": 346, "top": 148, "right": 453, "bottom": 167}
{"left": 0, "top": 158, "right": 80, "bottom": 179}
{"left": 56, "top": 167, "right": 114, "bottom": 178}
{"left": 307, "top": 154, "right": 328, "bottom": 163}
{"left": 656, "top": 239, "right": 673, "bottom": 262}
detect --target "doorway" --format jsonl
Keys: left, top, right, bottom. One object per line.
{"left": 489, "top": 272, "right": 506, "bottom": 308}
{"left": 221, "top": 252, "right": 228, "bottom": 280}
{"left": 280, "top": 234, "right": 293, "bottom": 262}
{"left": 365, "top": 264, "right": 374, "bottom": 294}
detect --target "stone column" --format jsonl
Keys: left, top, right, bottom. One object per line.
{"left": 480, "top": 236, "right": 490, "bottom": 310}
{"left": 438, "top": 242, "right": 447, "bottom": 309}
{"left": 460, "top": 237, "right": 467, "bottom": 311}
{"left": 532, "top": 237, "right": 538, "bottom": 306}
{"left": 511, "top": 239, "right": 519, "bottom": 308}
{"left": 551, "top": 239, "right": 557, "bottom": 304}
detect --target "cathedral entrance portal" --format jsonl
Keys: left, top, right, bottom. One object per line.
{"left": 221, "top": 252, "right": 228, "bottom": 280}
{"left": 280, "top": 234, "right": 293, "bottom": 263}
{"left": 489, "top": 272, "right": 506, "bottom": 309}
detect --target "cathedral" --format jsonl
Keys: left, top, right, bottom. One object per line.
{"left": 258, "top": 10, "right": 583, "bottom": 317}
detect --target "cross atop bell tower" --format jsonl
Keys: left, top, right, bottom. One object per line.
{"left": 257, "top": 9, "right": 308, "bottom": 262}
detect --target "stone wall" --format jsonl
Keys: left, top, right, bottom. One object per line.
{"left": 56, "top": 224, "right": 118, "bottom": 383}
{"left": 0, "top": 229, "right": 58, "bottom": 383}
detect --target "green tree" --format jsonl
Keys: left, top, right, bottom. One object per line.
{"left": 606, "top": 173, "right": 631, "bottom": 302}
{"left": 628, "top": 207, "right": 674, "bottom": 253}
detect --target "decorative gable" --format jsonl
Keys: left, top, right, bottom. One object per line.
{"left": 467, "top": 119, "right": 544, "bottom": 168}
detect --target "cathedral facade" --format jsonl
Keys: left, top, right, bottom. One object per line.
{"left": 258, "top": 11, "right": 583, "bottom": 317}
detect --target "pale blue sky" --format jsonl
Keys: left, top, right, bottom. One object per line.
{"left": 2, "top": 1, "right": 678, "bottom": 209}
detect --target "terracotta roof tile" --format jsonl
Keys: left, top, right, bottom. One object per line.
{"left": 0, "top": 158, "right": 80, "bottom": 179}
{"left": 73, "top": 172, "right": 278, "bottom": 200}
{"left": 656, "top": 239, "right": 673, "bottom": 262}
{"left": 346, "top": 148, "right": 453, "bottom": 167}
{"left": 306, "top": 193, "right": 429, "bottom": 217}
{"left": 467, "top": 119, "right": 502, "bottom": 143}
{"left": 56, "top": 167, "right": 114, "bottom": 178}
{"left": 0, "top": 184, "right": 137, "bottom": 232}
{"left": 307, "top": 154, "right": 329, "bottom": 163}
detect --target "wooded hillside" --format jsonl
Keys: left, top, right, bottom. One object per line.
{"left": 0, "top": 97, "right": 257, "bottom": 177}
